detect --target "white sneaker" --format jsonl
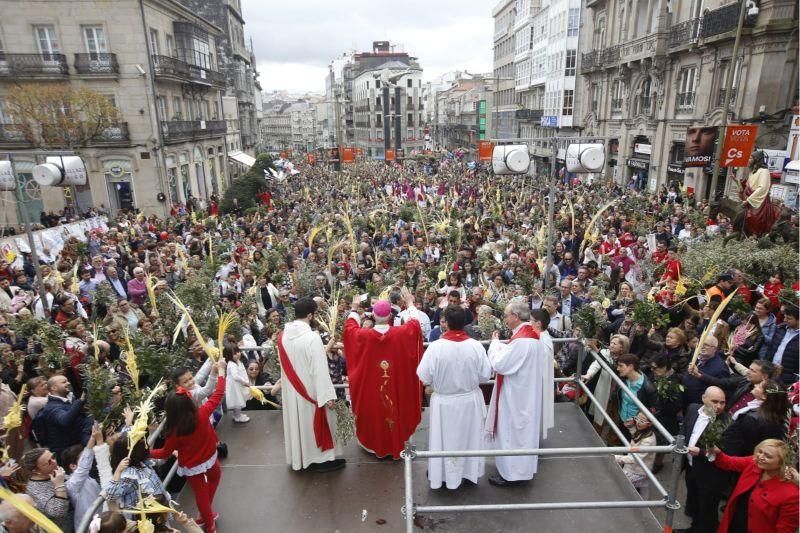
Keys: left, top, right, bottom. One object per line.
{"left": 233, "top": 414, "right": 250, "bottom": 423}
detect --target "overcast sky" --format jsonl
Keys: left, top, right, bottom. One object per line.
{"left": 241, "top": 0, "right": 495, "bottom": 94}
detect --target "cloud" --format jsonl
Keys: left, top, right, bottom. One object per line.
{"left": 241, "top": 0, "right": 494, "bottom": 93}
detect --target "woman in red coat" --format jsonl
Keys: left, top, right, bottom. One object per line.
{"left": 151, "top": 360, "right": 226, "bottom": 533}
{"left": 711, "top": 439, "right": 799, "bottom": 533}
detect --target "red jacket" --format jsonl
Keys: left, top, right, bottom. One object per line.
{"left": 715, "top": 452, "right": 799, "bottom": 533}
{"left": 150, "top": 376, "right": 225, "bottom": 469}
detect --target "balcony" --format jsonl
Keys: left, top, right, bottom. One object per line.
{"left": 675, "top": 92, "right": 696, "bottom": 112}
{"left": 669, "top": 18, "right": 701, "bottom": 48}
{"left": 611, "top": 100, "right": 623, "bottom": 113}
{"left": 701, "top": 2, "right": 751, "bottom": 39}
{"left": 581, "top": 51, "right": 599, "bottom": 73}
{"left": 152, "top": 55, "right": 225, "bottom": 88}
{"left": 0, "top": 124, "right": 29, "bottom": 146}
{"left": 74, "top": 53, "right": 119, "bottom": 76}
{"left": 718, "top": 87, "right": 738, "bottom": 107}
{"left": 515, "top": 109, "right": 544, "bottom": 121}
{"left": 161, "top": 120, "right": 226, "bottom": 143}
{"left": 601, "top": 45, "right": 620, "bottom": 67}
{"left": 0, "top": 53, "right": 68, "bottom": 78}
{"left": 619, "top": 34, "right": 662, "bottom": 64}
{"left": 91, "top": 123, "right": 130, "bottom": 144}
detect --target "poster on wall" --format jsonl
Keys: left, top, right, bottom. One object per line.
{"left": 684, "top": 126, "right": 719, "bottom": 167}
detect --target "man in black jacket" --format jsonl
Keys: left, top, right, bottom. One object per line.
{"left": 677, "top": 386, "right": 730, "bottom": 533}
{"left": 767, "top": 304, "right": 799, "bottom": 387}
{"left": 688, "top": 358, "right": 776, "bottom": 413}
{"left": 35, "top": 375, "right": 94, "bottom": 460}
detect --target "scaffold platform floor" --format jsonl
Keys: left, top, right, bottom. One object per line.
{"left": 178, "top": 403, "right": 663, "bottom": 532}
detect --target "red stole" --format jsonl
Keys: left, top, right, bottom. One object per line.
{"left": 276, "top": 332, "right": 334, "bottom": 452}
{"left": 493, "top": 324, "right": 540, "bottom": 434}
{"left": 441, "top": 330, "right": 470, "bottom": 342}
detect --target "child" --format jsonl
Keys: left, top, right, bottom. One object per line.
{"left": 150, "top": 359, "right": 226, "bottom": 532}
{"left": 613, "top": 412, "right": 657, "bottom": 498}
{"left": 61, "top": 424, "right": 112, "bottom": 531}
{"left": 105, "top": 438, "right": 169, "bottom": 511}
{"left": 224, "top": 345, "right": 250, "bottom": 423}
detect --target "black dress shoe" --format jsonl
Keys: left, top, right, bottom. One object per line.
{"left": 488, "top": 474, "right": 526, "bottom": 487}
{"left": 309, "top": 459, "right": 346, "bottom": 473}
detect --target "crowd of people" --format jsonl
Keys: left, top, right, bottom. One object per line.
{"left": 0, "top": 151, "right": 796, "bottom": 532}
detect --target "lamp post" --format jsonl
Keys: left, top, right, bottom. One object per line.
{"left": 707, "top": 0, "right": 751, "bottom": 202}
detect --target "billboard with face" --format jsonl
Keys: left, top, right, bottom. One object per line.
{"left": 684, "top": 126, "right": 719, "bottom": 167}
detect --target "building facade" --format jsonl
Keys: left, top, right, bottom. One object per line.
{"left": 174, "top": 0, "right": 261, "bottom": 156}
{"left": 0, "top": 0, "right": 231, "bottom": 226}
{"left": 579, "top": 0, "right": 798, "bottom": 196}
{"left": 433, "top": 74, "right": 493, "bottom": 154}
{"left": 492, "top": 0, "right": 518, "bottom": 139}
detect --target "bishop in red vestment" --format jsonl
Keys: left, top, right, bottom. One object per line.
{"left": 343, "top": 289, "right": 425, "bottom": 459}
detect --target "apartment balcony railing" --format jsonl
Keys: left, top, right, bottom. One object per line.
{"left": 0, "top": 53, "right": 68, "bottom": 78}
{"left": 701, "top": 2, "right": 750, "bottom": 39}
{"left": 619, "top": 34, "right": 661, "bottom": 63}
{"left": 601, "top": 45, "right": 620, "bottom": 66}
{"left": 161, "top": 120, "right": 226, "bottom": 143}
{"left": 91, "top": 122, "right": 130, "bottom": 144}
{"left": 0, "top": 124, "right": 29, "bottom": 145}
{"left": 637, "top": 96, "right": 652, "bottom": 116}
{"left": 669, "top": 18, "right": 701, "bottom": 48}
{"left": 611, "top": 100, "right": 623, "bottom": 113}
{"left": 39, "top": 122, "right": 129, "bottom": 146}
{"left": 152, "top": 55, "right": 225, "bottom": 88}
{"left": 581, "top": 50, "right": 599, "bottom": 73}
{"left": 675, "top": 92, "right": 696, "bottom": 112}
{"left": 74, "top": 53, "right": 119, "bottom": 75}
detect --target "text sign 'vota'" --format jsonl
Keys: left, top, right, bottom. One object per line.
{"left": 722, "top": 125, "right": 759, "bottom": 167}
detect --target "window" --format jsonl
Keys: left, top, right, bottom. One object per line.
{"left": 165, "top": 34, "right": 175, "bottom": 57}
{"left": 595, "top": 17, "right": 606, "bottom": 49}
{"left": 567, "top": 8, "right": 580, "bottom": 37}
{"left": 407, "top": 79, "right": 412, "bottom": 88}
{"left": 565, "top": 50, "right": 576, "bottom": 76}
{"left": 82, "top": 26, "right": 107, "bottom": 57}
{"left": 172, "top": 97, "right": 182, "bottom": 119}
{"left": 590, "top": 84, "right": 599, "bottom": 112}
{"left": 562, "top": 90, "right": 574, "bottom": 116}
{"left": 148, "top": 28, "right": 159, "bottom": 56}
{"left": 676, "top": 67, "right": 697, "bottom": 110}
{"left": 156, "top": 96, "right": 166, "bottom": 119}
{"left": 35, "top": 25, "right": 60, "bottom": 56}
{"left": 718, "top": 59, "right": 741, "bottom": 106}
{"left": 193, "top": 38, "right": 210, "bottom": 69}
{"left": 637, "top": 78, "right": 652, "bottom": 115}
{"left": 611, "top": 80, "right": 624, "bottom": 112}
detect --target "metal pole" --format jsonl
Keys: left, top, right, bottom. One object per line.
{"left": 416, "top": 500, "right": 666, "bottom": 513}
{"left": 707, "top": 0, "right": 748, "bottom": 202}
{"left": 577, "top": 381, "right": 669, "bottom": 497}
{"left": 9, "top": 155, "right": 49, "bottom": 314}
{"left": 401, "top": 442, "right": 416, "bottom": 533}
{"left": 544, "top": 137, "right": 558, "bottom": 289}
{"left": 415, "top": 445, "right": 673, "bottom": 459}
{"left": 574, "top": 341, "right": 584, "bottom": 408}
{"left": 664, "top": 434, "right": 687, "bottom": 531}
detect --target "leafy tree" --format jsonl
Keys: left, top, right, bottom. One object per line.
{"left": 220, "top": 153, "right": 275, "bottom": 213}
{"left": 4, "top": 83, "right": 120, "bottom": 148}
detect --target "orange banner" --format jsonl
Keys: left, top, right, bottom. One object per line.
{"left": 385, "top": 149, "right": 395, "bottom": 161}
{"left": 722, "top": 125, "right": 759, "bottom": 168}
{"left": 341, "top": 146, "right": 355, "bottom": 163}
{"left": 478, "top": 141, "right": 494, "bottom": 162}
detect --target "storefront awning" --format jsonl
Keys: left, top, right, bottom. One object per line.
{"left": 228, "top": 151, "right": 256, "bottom": 168}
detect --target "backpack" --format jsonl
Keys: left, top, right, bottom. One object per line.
{"left": 30, "top": 409, "right": 49, "bottom": 447}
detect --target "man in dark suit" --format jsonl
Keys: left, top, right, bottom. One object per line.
{"left": 682, "top": 335, "right": 728, "bottom": 410}
{"left": 678, "top": 386, "right": 730, "bottom": 533}
{"left": 767, "top": 304, "right": 799, "bottom": 387}
{"left": 557, "top": 278, "right": 582, "bottom": 319}
{"left": 105, "top": 266, "right": 129, "bottom": 300}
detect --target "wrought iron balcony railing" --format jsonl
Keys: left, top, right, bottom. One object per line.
{"left": 91, "top": 122, "right": 129, "bottom": 143}
{"left": 0, "top": 124, "right": 28, "bottom": 145}
{"left": 701, "top": 2, "right": 749, "bottom": 39}
{"left": 152, "top": 55, "right": 225, "bottom": 87}
{"left": 0, "top": 53, "right": 68, "bottom": 77}
{"left": 74, "top": 53, "right": 119, "bottom": 75}
{"left": 675, "top": 92, "right": 696, "bottom": 111}
{"left": 161, "top": 120, "right": 226, "bottom": 143}
{"left": 669, "top": 18, "right": 702, "bottom": 47}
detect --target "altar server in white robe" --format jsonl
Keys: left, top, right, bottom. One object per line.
{"left": 417, "top": 306, "right": 492, "bottom": 489}
{"left": 530, "top": 308, "right": 555, "bottom": 440}
{"left": 277, "top": 298, "right": 344, "bottom": 472}
{"left": 484, "top": 299, "right": 550, "bottom": 486}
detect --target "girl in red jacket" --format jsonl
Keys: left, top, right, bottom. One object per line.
{"left": 151, "top": 359, "right": 226, "bottom": 532}
{"left": 711, "top": 439, "right": 799, "bottom": 533}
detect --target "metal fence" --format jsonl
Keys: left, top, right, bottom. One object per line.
{"left": 400, "top": 341, "right": 687, "bottom": 533}
{"left": 75, "top": 419, "right": 180, "bottom": 533}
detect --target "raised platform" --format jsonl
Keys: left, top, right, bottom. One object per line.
{"left": 178, "top": 403, "right": 663, "bottom": 532}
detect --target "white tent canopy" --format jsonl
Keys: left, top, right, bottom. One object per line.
{"left": 228, "top": 150, "right": 256, "bottom": 168}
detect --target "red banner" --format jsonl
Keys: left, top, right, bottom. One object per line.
{"left": 478, "top": 141, "right": 494, "bottom": 162}
{"left": 385, "top": 149, "right": 395, "bottom": 161}
{"left": 721, "top": 125, "right": 759, "bottom": 167}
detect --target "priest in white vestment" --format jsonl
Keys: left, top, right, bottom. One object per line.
{"left": 530, "top": 308, "right": 555, "bottom": 441}
{"left": 277, "top": 298, "right": 343, "bottom": 472}
{"left": 485, "top": 299, "right": 549, "bottom": 486}
{"left": 417, "top": 306, "right": 492, "bottom": 489}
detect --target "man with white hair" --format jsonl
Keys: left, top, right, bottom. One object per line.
{"left": 343, "top": 287, "right": 425, "bottom": 459}
{"left": 0, "top": 493, "right": 36, "bottom": 533}
{"left": 484, "top": 299, "right": 550, "bottom": 486}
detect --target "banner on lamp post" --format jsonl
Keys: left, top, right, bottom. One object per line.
{"left": 721, "top": 125, "right": 759, "bottom": 167}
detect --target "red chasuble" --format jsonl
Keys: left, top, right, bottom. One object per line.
{"left": 343, "top": 316, "right": 425, "bottom": 459}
